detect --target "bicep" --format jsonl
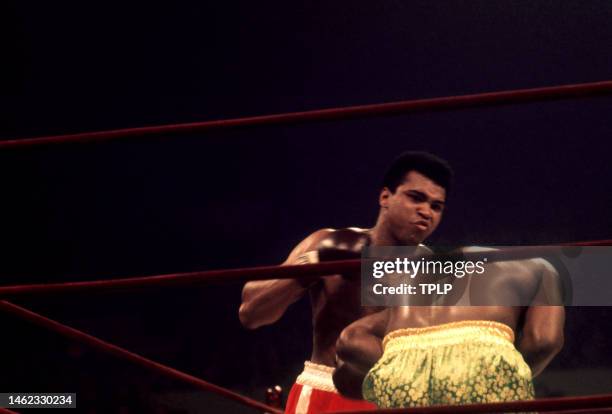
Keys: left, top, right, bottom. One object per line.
{"left": 523, "top": 305, "right": 565, "bottom": 340}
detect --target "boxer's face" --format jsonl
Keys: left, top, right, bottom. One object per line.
{"left": 379, "top": 171, "right": 446, "bottom": 244}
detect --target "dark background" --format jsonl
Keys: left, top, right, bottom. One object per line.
{"left": 2, "top": 1, "right": 612, "bottom": 413}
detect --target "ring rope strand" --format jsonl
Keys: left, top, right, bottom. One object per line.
{"left": 0, "top": 301, "right": 283, "bottom": 414}
{"left": 5, "top": 305, "right": 611, "bottom": 414}
{"left": 545, "top": 409, "right": 612, "bottom": 414}
{"left": 325, "top": 393, "right": 612, "bottom": 413}
{"left": 2, "top": 80, "right": 612, "bottom": 149}
{"left": 0, "top": 240, "right": 609, "bottom": 298}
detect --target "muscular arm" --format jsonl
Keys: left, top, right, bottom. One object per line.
{"left": 238, "top": 229, "right": 331, "bottom": 329}
{"left": 518, "top": 260, "right": 565, "bottom": 377}
{"left": 333, "top": 310, "right": 389, "bottom": 399}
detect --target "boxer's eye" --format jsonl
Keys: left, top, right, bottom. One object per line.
{"left": 431, "top": 203, "right": 444, "bottom": 212}
{"left": 405, "top": 191, "right": 426, "bottom": 203}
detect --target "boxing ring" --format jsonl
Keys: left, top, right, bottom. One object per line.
{"left": 2, "top": 80, "right": 612, "bottom": 413}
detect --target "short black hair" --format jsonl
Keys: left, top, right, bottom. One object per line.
{"left": 382, "top": 151, "right": 453, "bottom": 193}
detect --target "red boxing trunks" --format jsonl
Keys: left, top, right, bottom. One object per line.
{"left": 285, "top": 361, "right": 376, "bottom": 413}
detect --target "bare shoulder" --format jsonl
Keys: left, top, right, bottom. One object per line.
{"left": 315, "top": 227, "right": 371, "bottom": 249}
{"left": 460, "top": 246, "right": 549, "bottom": 274}
{"left": 298, "top": 227, "right": 370, "bottom": 247}
{"left": 305, "top": 228, "right": 337, "bottom": 244}
{"left": 287, "top": 227, "right": 370, "bottom": 262}
{"left": 498, "top": 256, "right": 559, "bottom": 277}
{"left": 530, "top": 257, "right": 560, "bottom": 275}
{"left": 288, "top": 228, "right": 336, "bottom": 258}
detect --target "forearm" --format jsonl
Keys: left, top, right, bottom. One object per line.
{"left": 333, "top": 359, "right": 369, "bottom": 400}
{"left": 520, "top": 271, "right": 565, "bottom": 377}
{"left": 334, "top": 319, "right": 385, "bottom": 398}
{"left": 336, "top": 330, "right": 383, "bottom": 373}
{"left": 519, "top": 335, "right": 563, "bottom": 377}
{"left": 239, "top": 278, "right": 312, "bottom": 329}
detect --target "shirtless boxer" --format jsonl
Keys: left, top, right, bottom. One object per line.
{"left": 239, "top": 151, "right": 452, "bottom": 413}
{"left": 333, "top": 249, "right": 565, "bottom": 408}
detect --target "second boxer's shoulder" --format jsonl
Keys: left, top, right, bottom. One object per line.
{"left": 460, "top": 246, "right": 546, "bottom": 275}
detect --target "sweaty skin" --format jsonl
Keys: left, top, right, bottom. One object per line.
{"left": 239, "top": 171, "right": 446, "bottom": 367}
{"left": 240, "top": 227, "right": 380, "bottom": 365}
{"left": 333, "top": 256, "right": 565, "bottom": 399}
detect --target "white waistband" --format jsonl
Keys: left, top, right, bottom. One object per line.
{"left": 295, "top": 361, "right": 337, "bottom": 393}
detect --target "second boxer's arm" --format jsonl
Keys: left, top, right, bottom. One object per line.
{"left": 333, "top": 310, "right": 389, "bottom": 399}
{"left": 238, "top": 230, "right": 331, "bottom": 329}
{"left": 518, "top": 305, "right": 564, "bottom": 377}
{"left": 518, "top": 260, "right": 565, "bottom": 377}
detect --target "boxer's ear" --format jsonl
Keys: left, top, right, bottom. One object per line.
{"left": 379, "top": 187, "right": 391, "bottom": 209}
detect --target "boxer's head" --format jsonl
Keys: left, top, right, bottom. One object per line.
{"left": 377, "top": 152, "right": 452, "bottom": 244}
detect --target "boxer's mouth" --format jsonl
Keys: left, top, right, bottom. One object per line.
{"left": 414, "top": 220, "right": 429, "bottom": 230}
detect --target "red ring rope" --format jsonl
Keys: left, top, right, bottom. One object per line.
{"left": 3, "top": 302, "right": 612, "bottom": 414}
{"left": 546, "top": 409, "right": 612, "bottom": 414}
{"left": 0, "top": 240, "right": 609, "bottom": 298}
{"left": 326, "top": 393, "right": 612, "bottom": 413}
{"left": 0, "top": 300, "right": 283, "bottom": 414}
{"left": 3, "top": 78, "right": 611, "bottom": 413}
{"left": 0, "top": 259, "right": 360, "bottom": 297}
{"left": 2, "top": 240, "right": 612, "bottom": 413}
{"left": 2, "top": 299, "right": 612, "bottom": 414}
{"left": 2, "top": 80, "right": 612, "bottom": 149}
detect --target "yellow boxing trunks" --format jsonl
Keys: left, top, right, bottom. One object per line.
{"left": 363, "top": 320, "right": 534, "bottom": 408}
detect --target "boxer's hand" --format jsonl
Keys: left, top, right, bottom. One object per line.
{"left": 295, "top": 247, "right": 362, "bottom": 283}
{"left": 294, "top": 250, "right": 321, "bottom": 288}
{"left": 296, "top": 247, "right": 362, "bottom": 264}
{"left": 317, "top": 247, "right": 362, "bottom": 280}
{"left": 303, "top": 229, "right": 369, "bottom": 280}
{"left": 317, "top": 247, "right": 362, "bottom": 262}
{"left": 295, "top": 250, "right": 320, "bottom": 265}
